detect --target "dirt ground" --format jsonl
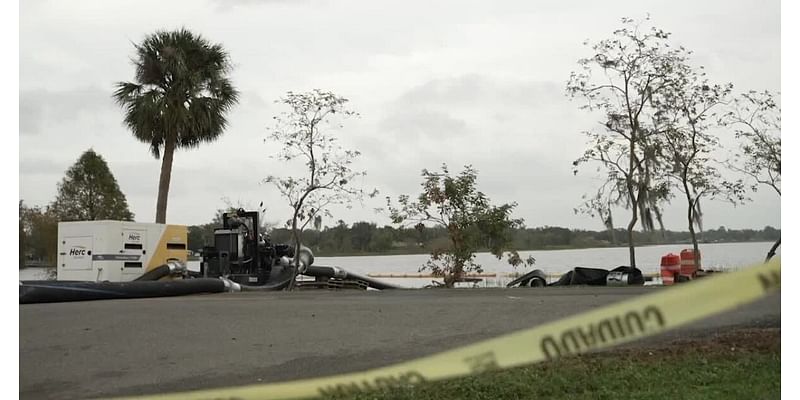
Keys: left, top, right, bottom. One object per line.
{"left": 604, "top": 327, "right": 780, "bottom": 359}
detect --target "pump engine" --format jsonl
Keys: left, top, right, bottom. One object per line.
{"left": 200, "top": 209, "right": 295, "bottom": 286}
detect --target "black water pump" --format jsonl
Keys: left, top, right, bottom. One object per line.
{"left": 200, "top": 209, "right": 294, "bottom": 286}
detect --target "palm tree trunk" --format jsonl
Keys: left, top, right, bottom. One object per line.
{"left": 155, "top": 139, "right": 175, "bottom": 224}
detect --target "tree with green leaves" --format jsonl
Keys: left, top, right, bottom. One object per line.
{"left": 328, "top": 220, "right": 351, "bottom": 252}
{"left": 50, "top": 149, "right": 134, "bottom": 221}
{"left": 265, "top": 90, "right": 374, "bottom": 289}
{"left": 721, "top": 90, "right": 781, "bottom": 260}
{"left": 19, "top": 201, "right": 59, "bottom": 267}
{"left": 114, "top": 28, "right": 239, "bottom": 223}
{"left": 388, "top": 164, "right": 524, "bottom": 288}
{"left": 567, "top": 16, "right": 689, "bottom": 268}
{"left": 19, "top": 201, "right": 27, "bottom": 268}
{"left": 369, "top": 226, "right": 395, "bottom": 252}
{"left": 350, "top": 221, "right": 376, "bottom": 252}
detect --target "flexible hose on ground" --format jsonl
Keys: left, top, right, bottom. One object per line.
{"left": 132, "top": 264, "right": 170, "bottom": 281}
{"left": 229, "top": 269, "right": 296, "bottom": 291}
{"left": 19, "top": 263, "right": 399, "bottom": 304}
{"left": 303, "top": 265, "right": 401, "bottom": 290}
{"left": 505, "top": 269, "right": 548, "bottom": 288}
{"left": 19, "top": 278, "right": 226, "bottom": 304}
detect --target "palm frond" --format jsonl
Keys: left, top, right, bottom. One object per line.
{"left": 114, "top": 28, "right": 240, "bottom": 159}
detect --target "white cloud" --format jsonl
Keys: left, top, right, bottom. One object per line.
{"left": 18, "top": 0, "right": 781, "bottom": 231}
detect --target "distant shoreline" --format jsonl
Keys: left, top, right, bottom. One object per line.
{"left": 311, "top": 239, "right": 779, "bottom": 258}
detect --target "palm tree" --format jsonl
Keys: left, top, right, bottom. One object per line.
{"left": 114, "top": 28, "right": 239, "bottom": 223}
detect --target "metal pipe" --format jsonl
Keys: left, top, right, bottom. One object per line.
{"left": 133, "top": 261, "right": 187, "bottom": 281}
{"left": 295, "top": 246, "right": 314, "bottom": 273}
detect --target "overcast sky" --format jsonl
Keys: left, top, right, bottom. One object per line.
{"left": 18, "top": 0, "right": 781, "bottom": 231}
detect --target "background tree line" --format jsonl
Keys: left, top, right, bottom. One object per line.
{"left": 186, "top": 219, "right": 780, "bottom": 257}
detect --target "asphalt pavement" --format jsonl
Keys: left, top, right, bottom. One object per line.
{"left": 19, "top": 286, "right": 780, "bottom": 399}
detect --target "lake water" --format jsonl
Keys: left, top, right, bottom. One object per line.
{"left": 19, "top": 268, "right": 54, "bottom": 281}
{"left": 314, "top": 241, "right": 779, "bottom": 288}
{"left": 20, "top": 241, "right": 778, "bottom": 288}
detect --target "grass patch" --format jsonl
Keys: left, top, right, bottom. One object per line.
{"left": 322, "top": 329, "right": 780, "bottom": 400}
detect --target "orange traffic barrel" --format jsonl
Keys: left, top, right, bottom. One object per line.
{"left": 660, "top": 253, "right": 681, "bottom": 286}
{"left": 680, "top": 248, "right": 701, "bottom": 279}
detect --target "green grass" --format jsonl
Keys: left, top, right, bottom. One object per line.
{"left": 321, "top": 337, "right": 780, "bottom": 400}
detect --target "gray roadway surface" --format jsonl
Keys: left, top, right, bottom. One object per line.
{"left": 20, "top": 287, "right": 780, "bottom": 400}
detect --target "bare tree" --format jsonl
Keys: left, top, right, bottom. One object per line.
{"left": 567, "top": 17, "right": 688, "bottom": 267}
{"left": 655, "top": 71, "right": 745, "bottom": 267}
{"left": 722, "top": 91, "right": 781, "bottom": 196}
{"left": 721, "top": 90, "right": 781, "bottom": 260}
{"left": 265, "top": 90, "right": 374, "bottom": 289}
{"left": 574, "top": 179, "right": 624, "bottom": 244}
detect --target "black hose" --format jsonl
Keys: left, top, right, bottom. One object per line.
{"left": 506, "top": 269, "right": 547, "bottom": 288}
{"left": 133, "top": 264, "right": 171, "bottom": 281}
{"left": 303, "top": 265, "right": 401, "bottom": 290}
{"left": 236, "top": 278, "right": 293, "bottom": 291}
{"left": 235, "top": 267, "right": 296, "bottom": 291}
{"left": 19, "top": 279, "right": 226, "bottom": 304}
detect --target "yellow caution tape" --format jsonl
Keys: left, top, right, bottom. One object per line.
{"left": 112, "top": 258, "right": 780, "bottom": 400}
